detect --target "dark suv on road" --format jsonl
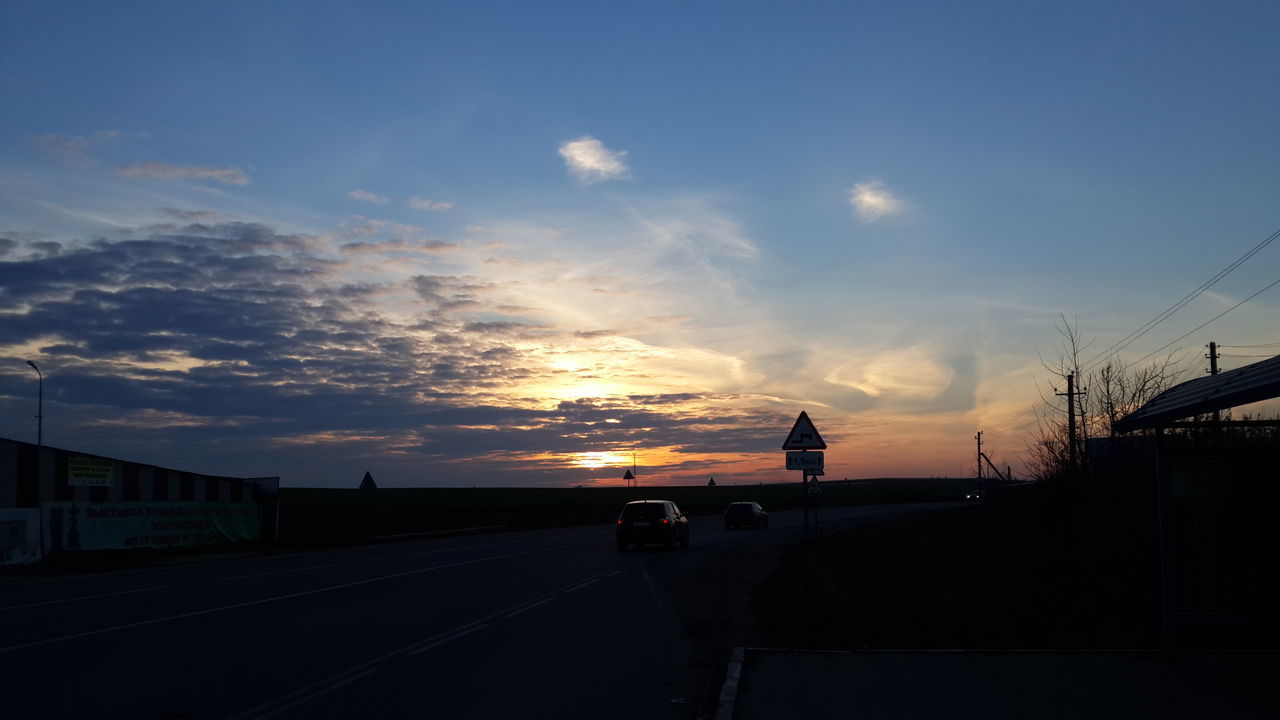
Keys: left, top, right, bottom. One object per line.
{"left": 616, "top": 500, "right": 689, "bottom": 551}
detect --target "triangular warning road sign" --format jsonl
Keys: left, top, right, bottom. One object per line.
{"left": 808, "top": 476, "right": 823, "bottom": 494}
{"left": 782, "top": 411, "right": 827, "bottom": 450}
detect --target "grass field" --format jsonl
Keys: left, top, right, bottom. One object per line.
{"left": 276, "top": 477, "right": 980, "bottom": 542}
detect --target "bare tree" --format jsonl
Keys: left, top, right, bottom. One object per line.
{"left": 1027, "top": 316, "right": 1189, "bottom": 480}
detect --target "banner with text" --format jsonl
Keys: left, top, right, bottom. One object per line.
{"left": 42, "top": 501, "right": 261, "bottom": 551}
{"left": 67, "top": 456, "right": 116, "bottom": 486}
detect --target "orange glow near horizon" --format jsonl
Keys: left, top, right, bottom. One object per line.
{"left": 569, "top": 451, "right": 632, "bottom": 469}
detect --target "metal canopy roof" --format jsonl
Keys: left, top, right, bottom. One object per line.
{"left": 1113, "top": 353, "right": 1280, "bottom": 432}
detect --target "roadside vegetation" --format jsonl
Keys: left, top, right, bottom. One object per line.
{"left": 755, "top": 318, "right": 1278, "bottom": 651}
{"left": 754, "top": 484, "right": 1160, "bottom": 650}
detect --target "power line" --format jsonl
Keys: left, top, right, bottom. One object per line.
{"left": 987, "top": 226, "right": 1280, "bottom": 436}
{"left": 988, "top": 403, "right": 1041, "bottom": 433}
{"left": 1075, "top": 227, "right": 1279, "bottom": 376}
{"left": 996, "top": 277, "right": 1278, "bottom": 434}
{"left": 1125, "top": 276, "right": 1280, "bottom": 370}
{"left": 1219, "top": 341, "right": 1280, "bottom": 348}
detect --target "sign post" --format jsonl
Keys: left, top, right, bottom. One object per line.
{"left": 781, "top": 412, "right": 827, "bottom": 538}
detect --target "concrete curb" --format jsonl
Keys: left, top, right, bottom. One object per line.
{"left": 716, "top": 646, "right": 745, "bottom": 720}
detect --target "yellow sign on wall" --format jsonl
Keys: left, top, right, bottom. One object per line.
{"left": 67, "top": 457, "right": 115, "bottom": 486}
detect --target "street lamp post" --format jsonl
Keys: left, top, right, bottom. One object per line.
{"left": 26, "top": 360, "right": 42, "bottom": 446}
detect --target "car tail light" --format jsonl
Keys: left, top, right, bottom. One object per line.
{"left": 616, "top": 519, "right": 623, "bottom": 525}
{"left": 661, "top": 517, "right": 670, "bottom": 525}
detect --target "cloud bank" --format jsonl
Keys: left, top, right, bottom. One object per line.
{"left": 0, "top": 207, "right": 789, "bottom": 487}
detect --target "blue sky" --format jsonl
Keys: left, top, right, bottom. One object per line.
{"left": 2, "top": 1, "right": 1278, "bottom": 487}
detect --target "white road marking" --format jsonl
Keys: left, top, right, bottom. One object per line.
{"left": 226, "top": 668, "right": 379, "bottom": 720}
{"left": 504, "top": 597, "right": 555, "bottom": 618}
{"left": 0, "top": 538, "right": 600, "bottom": 654}
{"left": 562, "top": 578, "right": 598, "bottom": 593}
{"left": 2, "top": 526, "right": 616, "bottom": 589}
{"left": 407, "top": 624, "right": 488, "bottom": 655}
{"left": 0, "top": 586, "right": 167, "bottom": 612}
{"left": 225, "top": 562, "right": 634, "bottom": 716}
{"left": 219, "top": 534, "right": 608, "bottom": 581}
{"left": 221, "top": 545, "right": 480, "bottom": 581}
{"left": 640, "top": 554, "right": 671, "bottom": 618}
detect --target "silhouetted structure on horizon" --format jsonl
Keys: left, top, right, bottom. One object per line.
{"left": 359, "top": 471, "right": 377, "bottom": 490}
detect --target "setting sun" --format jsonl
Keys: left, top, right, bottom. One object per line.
{"left": 567, "top": 451, "right": 631, "bottom": 470}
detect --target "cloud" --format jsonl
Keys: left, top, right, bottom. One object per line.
{"left": 558, "top": 136, "right": 628, "bottom": 183}
{"left": 158, "top": 208, "right": 228, "bottom": 223}
{"left": 827, "top": 347, "right": 954, "bottom": 400}
{"left": 340, "top": 239, "right": 458, "bottom": 254}
{"left": 341, "top": 216, "right": 432, "bottom": 241}
{"left": 409, "top": 196, "right": 454, "bottom": 211}
{"left": 347, "top": 189, "right": 390, "bottom": 205}
{"left": 849, "top": 179, "right": 903, "bottom": 223}
{"left": 0, "top": 202, "right": 788, "bottom": 487}
{"left": 118, "top": 163, "right": 250, "bottom": 185}
{"left": 33, "top": 134, "right": 95, "bottom": 167}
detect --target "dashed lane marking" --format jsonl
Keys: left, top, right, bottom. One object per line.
{"left": 0, "top": 586, "right": 167, "bottom": 612}
{"left": 219, "top": 532, "right": 611, "bottom": 582}
{"left": 224, "top": 562, "right": 635, "bottom": 718}
{"left": 0, "top": 539, "right": 600, "bottom": 654}
{"left": 504, "top": 597, "right": 556, "bottom": 618}
{"left": 562, "top": 578, "right": 599, "bottom": 593}
{"left": 226, "top": 668, "right": 379, "bottom": 720}
{"left": 407, "top": 624, "right": 489, "bottom": 656}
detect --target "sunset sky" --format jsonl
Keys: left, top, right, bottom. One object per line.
{"left": 2, "top": 1, "right": 1278, "bottom": 487}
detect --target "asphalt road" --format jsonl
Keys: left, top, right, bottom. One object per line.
{"left": 0, "top": 502, "right": 954, "bottom": 719}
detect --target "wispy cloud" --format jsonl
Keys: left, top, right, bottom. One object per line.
{"left": 341, "top": 215, "right": 430, "bottom": 241}
{"left": 340, "top": 238, "right": 458, "bottom": 254}
{"left": 827, "top": 347, "right": 954, "bottom": 400}
{"left": 33, "top": 134, "right": 95, "bottom": 168}
{"left": 849, "top": 179, "right": 903, "bottom": 223}
{"left": 118, "top": 163, "right": 250, "bottom": 185}
{"left": 347, "top": 189, "right": 389, "bottom": 205}
{"left": 31, "top": 130, "right": 130, "bottom": 168}
{"left": 409, "top": 196, "right": 454, "bottom": 211}
{"left": 558, "top": 136, "right": 628, "bottom": 183}
{"left": 158, "top": 208, "right": 228, "bottom": 223}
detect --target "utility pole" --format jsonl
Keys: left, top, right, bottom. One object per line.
{"left": 1056, "top": 374, "right": 1078, "bottom": 472}
{"left": 974, "top": 431, "right": 983, "bottom": 480}
{"left": 1207, "top": 342, "right": 1221, "bottom": 423}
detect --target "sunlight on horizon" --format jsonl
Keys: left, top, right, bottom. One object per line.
{"left": 568, "top": 451, "right": 632, "bottom": 470}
